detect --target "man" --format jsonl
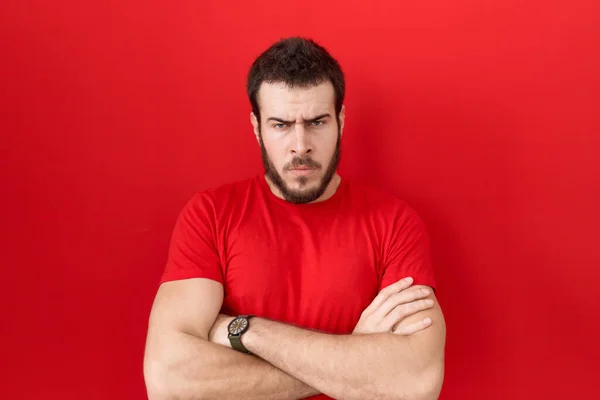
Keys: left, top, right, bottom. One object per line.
{"left": 144, "top": 37, "right": 445, "bottom": 400}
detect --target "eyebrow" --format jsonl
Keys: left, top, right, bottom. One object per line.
{"left": 266, "top": 113, "right": 331, "bottom": 124}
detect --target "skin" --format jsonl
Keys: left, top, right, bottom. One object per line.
{"left": 251, "top": 80, "right": 344, "bottom": 204}
{"left": 143, "top": 81, "right": 446, "bottom": 400}
{"left": 145, "top": 278, "right": 440, "bottom": 400}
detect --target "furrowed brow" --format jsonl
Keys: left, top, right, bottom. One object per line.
{"left": 305, "top": 113, "right": 331, "bottom": 123}
{"left": 266, "top": 117, "right": 294, "bottom": 124}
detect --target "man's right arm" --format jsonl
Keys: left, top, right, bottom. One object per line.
{"left": 143, "top": 277, "right": 319, "bottom": 400}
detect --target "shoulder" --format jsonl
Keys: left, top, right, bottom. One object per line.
{"left": 343, "top": 178, "right": 427, "bottom": 230}
{"left": 343, "top": 178, "right": 411, "bottom": 213}
{"left": 182, "top": 176, "right": 259, "bottom": 217}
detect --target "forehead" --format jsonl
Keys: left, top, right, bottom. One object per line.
{"left": 258, "top": 81, "right": 335, "bottom": 119}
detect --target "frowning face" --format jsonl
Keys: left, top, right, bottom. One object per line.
{"left": 251, "top": 80, "right": 344, "bottom": 204}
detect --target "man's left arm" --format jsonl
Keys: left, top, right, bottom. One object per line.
{"left": 215, "top": 290, "right": 445, "bottom": 400}
{"left": 217, "top": 203, "right": 444, "bottom": 399}
{"left": 227, "top": 203, "right": 444, "bottom": 399}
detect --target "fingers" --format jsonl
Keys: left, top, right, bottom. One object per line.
{"left": 393, "top": 317, "right": 432, "bottom": 335}
{"left": 364, "top": 277, "right": 414, "bottom": 313}
{"left": 377, "top": 286, "right": 432, "bottom": 318}
{"left": 381, "top": 298, "right": 434, "bottom": 330}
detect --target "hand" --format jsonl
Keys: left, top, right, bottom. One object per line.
{"left": 208, "top": 314, "right": 235, "bottom": 348}
{"left": 353, "top": 277, "right": 434, "bottom": 335}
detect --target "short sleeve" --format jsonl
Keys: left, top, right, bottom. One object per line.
{"left": 159, "top": 193, "right": 224, "bottom": 285}
{"left": 379, "top": 205, "right": 437, "bottom": 291}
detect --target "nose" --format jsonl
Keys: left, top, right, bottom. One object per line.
{"left": 291, "top": 123, "right": 312, "bottom": 156}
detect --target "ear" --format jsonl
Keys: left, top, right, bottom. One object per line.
{"left": 250, "top": 112, "right": 260, "bottom": 143}
{"left": 338, "top": 105, "right": 346, "bottom": 137}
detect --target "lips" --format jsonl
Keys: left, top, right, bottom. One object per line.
{"left": 289, "top": 166, "right": 317, "bottom": 176}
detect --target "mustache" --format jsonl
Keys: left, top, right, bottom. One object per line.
{"left": 286, "top": 157, "right": 321, "bottom": 170}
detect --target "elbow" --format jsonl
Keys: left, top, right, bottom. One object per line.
{"left": 144, "top": 359, "right": 175, "bottom": 400}
{"left": 377, "top": 362, "right": 444, "bottom": 400}
{"left": 144, "top": 358, "right": 208, "bottom": 400}
{"left": 406, "top": 363, "right": 445, "bottom": 400}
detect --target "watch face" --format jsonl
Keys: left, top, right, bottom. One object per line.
{"left": 228, "top": 317, "right": 248, "bottom": 335}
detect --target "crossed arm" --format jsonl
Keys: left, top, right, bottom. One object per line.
{"left": 144, "top": 278, "right": 445, "bottom": 400}
{"left": 144, "top": 278, "right": 317, "bottom": 400}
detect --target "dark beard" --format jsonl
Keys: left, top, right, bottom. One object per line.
{"left": 258, "top": 130, "right": 341, "bottom": 205}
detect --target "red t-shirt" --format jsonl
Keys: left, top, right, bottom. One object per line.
{"left": 160, "top": 175, "right": 436, "bottom": 399}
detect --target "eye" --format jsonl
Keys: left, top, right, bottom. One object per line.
{"left": 273, "top": 123, "right": 287, "bottom": 129}
{"left": 311, "top": 120, "right": 325, "bottom": 126}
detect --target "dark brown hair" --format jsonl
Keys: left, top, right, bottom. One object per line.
{"left": 247, "top": 37, "right": 345, "bottom": 125}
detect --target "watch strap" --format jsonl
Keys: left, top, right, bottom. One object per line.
{"left": 229, "top": 334, "right": 250, "bottom": 354}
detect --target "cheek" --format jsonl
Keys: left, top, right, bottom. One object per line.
{"left": 263, "top": 140, "right": 286, "bottom": 166}
{"left": 319, "top": 131, "right": 339, "bottom": 154}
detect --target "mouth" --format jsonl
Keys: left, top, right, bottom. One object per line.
{"left": 288, "top": 167, "right": 317, "bottom": 176}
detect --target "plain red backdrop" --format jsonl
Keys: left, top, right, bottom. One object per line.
{"left": 1, "top": 1, "right": 599, "bottom": 399}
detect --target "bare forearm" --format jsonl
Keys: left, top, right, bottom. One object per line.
{"left": 147, "top": 331, "right": 318, "bottom": 400}
{"left": 243, "top": 318, "right": 443, "bottom": 400}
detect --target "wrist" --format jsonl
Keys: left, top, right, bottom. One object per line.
{"left": 208, "top": 314, "right": 235, "bottom": 348}
{"left": 227, "top": 315, "right": 256, "bottom": 353}
{"left": 240, "top": 317, "right": 267, "bottom": 353}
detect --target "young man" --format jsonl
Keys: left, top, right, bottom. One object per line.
{"left": 144, "top": 37, "right": 446, "bottom": 400}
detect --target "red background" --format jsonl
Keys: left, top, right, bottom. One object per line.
{"left": 1, "top": 1, "right": 599, "bottom": 399}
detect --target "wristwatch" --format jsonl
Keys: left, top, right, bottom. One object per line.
{"left": 227, "top": 315, "right": 254, "bottom": 354}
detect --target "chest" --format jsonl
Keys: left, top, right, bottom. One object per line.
{"left": 220, "top": 214, "right": 382, "bottom": 333}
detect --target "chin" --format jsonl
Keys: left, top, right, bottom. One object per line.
{"left": 287, "top": 175, "right": 320, "bottom": 188}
